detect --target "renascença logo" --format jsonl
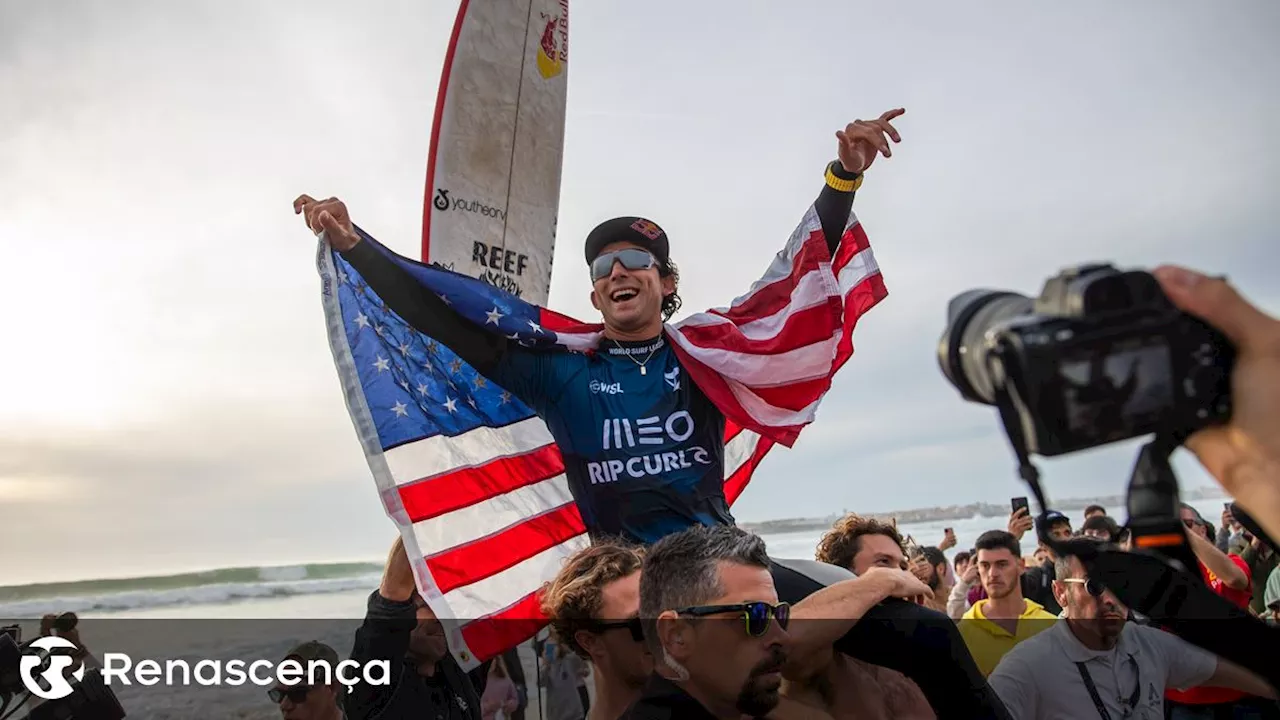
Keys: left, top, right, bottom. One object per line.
{"left": 20, "top": 636, "right": 84, "bottom": 700}
{"left": 98, "top": 654, "right": 390, "bottom": 689}
{"left": 18, "top": 638, "right": 391, "bottom": 697}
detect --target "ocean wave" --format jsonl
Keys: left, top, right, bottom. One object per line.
{"left": 0, "top": 563, "right": 383, "bottom": 617}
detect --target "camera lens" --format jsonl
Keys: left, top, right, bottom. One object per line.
{"left": 938, "top": 290, "right": 1033, "bottom": 404}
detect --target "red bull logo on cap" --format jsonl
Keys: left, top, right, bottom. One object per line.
{"left": 630, "top": 219, "right": 663, "bottom": 240}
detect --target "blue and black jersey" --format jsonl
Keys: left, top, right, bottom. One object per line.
{"left": 341, "top": 163, "right": 1012, "bottom": 718}
{"left": 343, "top": 160, "right": 858, "bottom": 545}
{"left": 492, "top": 335, "right": 730, "bottom": 544}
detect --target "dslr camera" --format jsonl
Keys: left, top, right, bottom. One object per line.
{"left": 937, "top": 264, "right": 1280, "bottom": 693}
{"left": 937, "top": 263, "right": 1234, "bottom": 456}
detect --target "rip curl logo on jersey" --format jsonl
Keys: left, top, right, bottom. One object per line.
{"left": 630, "top": 219, "right": 663, "bottom": 240}
{"left": 664, "top": 366, "right": 680, "bottom": 391}
{"left": 589, "top": 380, "right": 624, "bottom": 395}
{"left": 589, "top": 411, "right": 711, "bottom": 484}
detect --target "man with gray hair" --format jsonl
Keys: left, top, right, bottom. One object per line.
{"left": 622, "top": 525, "right": 788, "bottom": 719}
{"left": 987, "top": 540, "right": 1275, "bottom": 719}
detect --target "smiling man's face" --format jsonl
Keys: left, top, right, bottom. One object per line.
{"left": 589, "top": 241, "right": 673, "bottom": 335}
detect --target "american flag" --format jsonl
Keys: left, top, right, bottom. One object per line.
{"left": 315, "top": 202, "right": 886, "bottom": 669}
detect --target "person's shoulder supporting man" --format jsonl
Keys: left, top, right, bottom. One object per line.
{"left": 987, "top": 621, "right": 1217, "bottom": 719}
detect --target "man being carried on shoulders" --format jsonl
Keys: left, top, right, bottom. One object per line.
{"left": 298, "top": 109, "right": 1005, "bottom": 718}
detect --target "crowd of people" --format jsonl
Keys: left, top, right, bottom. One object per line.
{"left": 287, "top": 103, "right": 1280, "bottom": 720}
{"left": 292, "top": 496, "right": 1276, "bottom": 720}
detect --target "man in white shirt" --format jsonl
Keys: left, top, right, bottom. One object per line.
{"left": 988, "top": 547, "right": 1275, "bottom": 719}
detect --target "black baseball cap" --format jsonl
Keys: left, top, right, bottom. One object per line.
{"left": 1036, "top": 510, "right": 1070, "bottom": 533}
{"left": 584, "top": 216, "right": 670, "bottom": 270}
{"left": 282, "top": 640, "right": 339, "bottom": 667}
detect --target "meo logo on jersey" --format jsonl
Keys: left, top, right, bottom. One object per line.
{"left": 589, "top": 411, "right": 711, "bottom": 484}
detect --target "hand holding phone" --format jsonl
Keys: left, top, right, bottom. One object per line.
{"left": 1011, "top": 497, "right": 1030, "bottom": 516}
{"left": 1008, "top": 498, "right": 1034, "bottom": 539}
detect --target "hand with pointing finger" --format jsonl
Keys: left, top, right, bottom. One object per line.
{"left": 293, "top": 194, "right": 362, "bottom": 252}
{"left": 837, "top": 108, "right": 905, "bottom": 175}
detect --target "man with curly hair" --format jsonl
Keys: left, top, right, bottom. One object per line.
{"left": 815, "top": 514, "right": 908, "bottom": 573}
{"left": 542, "top": 540, "right": 652, "bottom": 720}
{"left": 298, "top": 113, "right": 1005, "bottom": 718}
{"left": 797, "top": 514, "right": 937, "bottom": 719}
{"left": 294, "top": 110, "right": 901, "bottom": 549}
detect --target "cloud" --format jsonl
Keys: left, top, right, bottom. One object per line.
{"left": 1, "top": 0, "right": 1276, "bottom": 581}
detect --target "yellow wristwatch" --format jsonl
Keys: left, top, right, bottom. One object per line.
{"left": 825, "top": 162, "right": 863, "bottom": 193}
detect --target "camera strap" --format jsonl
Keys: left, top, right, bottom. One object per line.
{"left": 986, "top": 349, "right": 1055, "bottom": 527}
{"left": 1074, "top": 660, "right": 1139, "bottom": 720}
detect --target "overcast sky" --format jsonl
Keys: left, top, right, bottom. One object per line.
{"left": 2, "top": 0, "right": 1277, "bottom": 584}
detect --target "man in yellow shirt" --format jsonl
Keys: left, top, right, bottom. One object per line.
{"left": 959, "top": 529, "right": 1058, "bottom": 676}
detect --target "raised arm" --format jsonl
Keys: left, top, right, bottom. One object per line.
{"left": 294, "top": 194, "right": 510, "bottom": 376}
{"left": 785, "top": 567, "right": 932, "bottom": 676}
{"left": 814, "top": 109, "right": 905, "bottom": 256}
{"left": 347, "top": 536, "right": 418, "bottom": 720}
{"left": 1187, "top": 526, "right": 1251, "bottom": 591}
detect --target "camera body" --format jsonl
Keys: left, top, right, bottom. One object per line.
{"left": 941, "top": 263, "right": 1234, "bottom": 457}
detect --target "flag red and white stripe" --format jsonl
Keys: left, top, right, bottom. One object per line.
{"left": 319, "top": 203, "right": 885, "bottom": 670}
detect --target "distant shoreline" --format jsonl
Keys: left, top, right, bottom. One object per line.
{"left": 739, "top": 486, "right": 1231, "bottom": 537}
{"left": 1, "top": 489, "right": 1230, "bottom": 596}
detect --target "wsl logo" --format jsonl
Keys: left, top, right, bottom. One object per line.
{"left": 590, "top": 380, "right": 624, "bottom": 395}
{"left": 20, "top": 636, "right": 85, "bottom": 700}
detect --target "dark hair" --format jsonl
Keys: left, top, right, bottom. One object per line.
{"left": 920, "top": 546, "right": 947, "bottom": 569}
{"left": 1179, "top": 503, "right": 1214, "bottom": 539}
{"left": 953, "top": 550, "right": 972, "bottom": 569}
{"left": 638, "top": 525, "right": 770, "bottom": 657}
{"left": 815, "top": 514, "right": 904, "bottom": 570}
{"left": 660, "top": 258, "right": 682, "bottom": 321}
{"left": 974, "top": 529, "right": 1021, "bottom": 558}
{"left": 1084, "top": 504, "right": 1106, "bottom": 517}
{"left": 1081, "top": 514, "right": 1121, "bottom": 542}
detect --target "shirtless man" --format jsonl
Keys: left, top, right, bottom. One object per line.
{"left": 774, "top": 564, "right": 937, "bottom": 720}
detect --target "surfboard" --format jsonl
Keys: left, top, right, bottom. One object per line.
{"left": 420, "top": 0, "right": 569, "bottom": 307}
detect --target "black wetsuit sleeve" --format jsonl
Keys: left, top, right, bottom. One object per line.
{"left": 813, "top": 161, "right": 861, "bottom": 257}
{"left": 342, "top": 239, "right": 509, "bottom": 376}
{"left": 347, "top": 590, "right": 415, "bottom": 720}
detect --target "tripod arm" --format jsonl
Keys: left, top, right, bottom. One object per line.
{"left": 1123, "top": 439, "right": 1202, "bottom": 579}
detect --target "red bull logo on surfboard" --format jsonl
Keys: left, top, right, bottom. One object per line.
{"left": 536, "top": 2, "right": 569, "bottom": 79}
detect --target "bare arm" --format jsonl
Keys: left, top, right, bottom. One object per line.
{"left": 1205, "top": 658, "right": 1277, "bottom": 700}
{"left": 1187, "top": 528, "right": 1250, "bottom": 591}
{"left": 767, "top": 696, "right": 836, "bottom": 720}
{"left": 786, "top": 568, "right": 931, "bottom": 670}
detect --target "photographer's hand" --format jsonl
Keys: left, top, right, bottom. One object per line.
{"left": 1154, "top": 265, "right": 1280, "bottom": 545}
